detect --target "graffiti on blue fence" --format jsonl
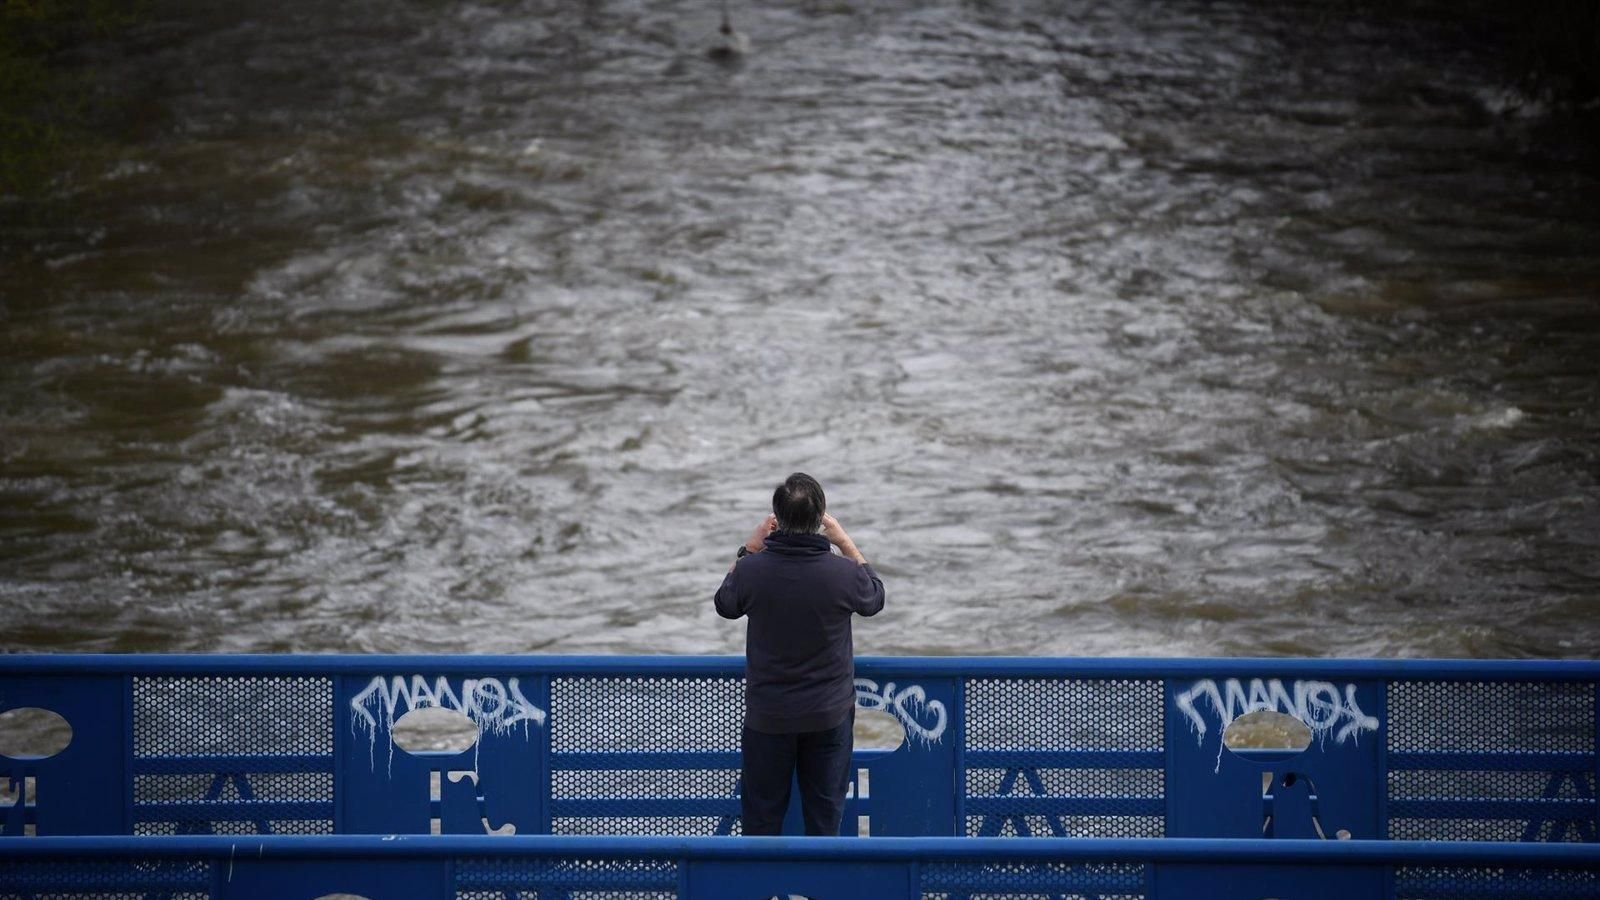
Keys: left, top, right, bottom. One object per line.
{"left": 854, "top": 678, "right": 948, "bottom": 745}
{"left": 1175, "top": 677, "right": 1379, "bottom": 771}
{"left": 351, "top": 675, "right": 547, "bottom": 770}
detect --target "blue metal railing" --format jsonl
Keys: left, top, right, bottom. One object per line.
{"left": 1, "top": 655, "right": 1596, "bottom": 897}
{"left": 4, "top": 835, "right": 1600, "bottom": 898}
{"left": 1, "top": 654, "right": 1595, "bottom": 841}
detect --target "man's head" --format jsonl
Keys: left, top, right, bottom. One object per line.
{"left": 772, "top": 472, "right": 826, "bottom": 534}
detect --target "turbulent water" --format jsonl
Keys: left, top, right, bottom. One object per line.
{"left": 1, "top": 0, "right": 1597, "bottom": 659}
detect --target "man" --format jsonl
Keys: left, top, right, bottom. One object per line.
{"left": 714, "top": 472, "right": 885, "bottom": 836}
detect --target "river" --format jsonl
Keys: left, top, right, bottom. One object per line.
{"left": 1, "top": 0, "right": 1597, "bottom": 659}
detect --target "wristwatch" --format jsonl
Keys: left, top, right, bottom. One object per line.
{"left": 736, "top": 545, "right": 754, "bottom": 559}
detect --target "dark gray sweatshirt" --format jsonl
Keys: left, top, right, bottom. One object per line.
{"left": 714, "top": 531, "right": 886, "bottom": 733}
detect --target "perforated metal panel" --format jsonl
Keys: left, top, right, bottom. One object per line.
{"left": 131, "top": 676, "right": 334, "bottom": 835}
{"left": 550, "top": 677, "right": 742, "bottom": 753}
{"left": 550, "top": 676, "right": 743, "bottom": 836}
{"left": 455, "top": 888, "right": 674, "bottom": 898}
{"left": 133, "top": 676, "right": 333, "bottom": 755}
{"left": 1389, "top": 682, "right": 1594, "bottom": 753}
{"left": 1388, "top": 681, "right": 1597, "bottom": 842}
{"left": 454, "top": 856, "right": 677, "bottom": 900}
{"left": 966, "top": 680, "right": 1163, "bottom": 752}
{"left": 551, "top": 769, "right": 744, "bottom": 836}
{"left": 964, "top": 679, "right": 1164, "bottom": 838}
{"left": 920, "top": 860, "right": 1145, "bottom": 899}
{"left": 0, "top": 857, "right": 209, "bottom": 899}
{"left": 1395, "top": 864, "right": 1600, "bottom": 898}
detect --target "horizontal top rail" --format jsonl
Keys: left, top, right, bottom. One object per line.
{"left": 3, "top": 653, "right": 1598, "bottom": 679}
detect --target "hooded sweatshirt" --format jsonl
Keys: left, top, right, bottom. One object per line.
{"left": 714, "top": 531, "right": 886, "bottom": 733}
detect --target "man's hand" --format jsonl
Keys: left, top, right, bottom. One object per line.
{"left": 745, "top": 514, "right": 778, "bottom": 554}
{"left": 821, "top": 513, "right": 867, "bottom": 564}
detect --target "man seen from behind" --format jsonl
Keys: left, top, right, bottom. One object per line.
{"left": 714, "top": 472, "right": 886, "bottom": 835}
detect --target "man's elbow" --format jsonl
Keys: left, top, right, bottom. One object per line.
{"left": 713, "top": 592, "right": 742, "bottom": 619}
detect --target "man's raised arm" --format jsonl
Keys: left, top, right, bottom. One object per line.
{"left": 713, "top": 566, "right": 745, "bottom": 619}
{"left": 822, "top": 513, "right": 885, "bottom": 616}
{"left": 714, "top": 515, "right": 776, "bottom": 619}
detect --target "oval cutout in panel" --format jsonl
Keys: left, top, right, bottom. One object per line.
{"left": 392, "top": 706, "right": 478, "bottom": 754}
{"left": 313, "top": 895, "right": 373, "bottom": 900}
{"left": 853, "top": 707, "right": 906, "bottom": 751}
{"left": 0, "top": 707, "right": 73, "bottom": 759}
{"left": 1223, "top": 709, "right": 1312, "bottom": 758}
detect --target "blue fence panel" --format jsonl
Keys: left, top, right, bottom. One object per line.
{"left": 0, "top": 656, "right": 1595, "bottom": 844}
{"left": 128, "top": 673, "right": 334, "bottom": 837}
{"left": 548, "top": 670, "right": 742, "bottom": 836}
{"left": 857, "top": 673, "right": 958, "bottom": 837}
{"left": 963, "top": 675, "right": 1165, "bottom": 839}
{"left": 1166, "top": 674, "right": 1384, "bottom": 839}
{"left": 337, "top": 669, "right": 547, "bottom": 836}
{"left": 0, "top": 674, "right": 125, "bottom": 836}
{"left": 1385, "top": 678, "right": 1598, "bottom": 843}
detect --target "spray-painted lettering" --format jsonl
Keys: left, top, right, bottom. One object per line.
{"left": 1175, "top": 677, "right": 1379, "bottom": 751}
{"left": 351, "top": 675, "right": 546, "bottom": 772}
{"left": 855, "top": 678, "right": 948, "bottom": 744}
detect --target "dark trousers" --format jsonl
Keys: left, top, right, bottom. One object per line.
{"left": 739, "top": 708, "right": 854, "bottom": 836}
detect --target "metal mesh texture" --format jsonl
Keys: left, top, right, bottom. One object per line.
{"left": 550, "top": 677, "right": 742, "bottom": 752}
{"left": 1388, "top": 680, "right": 1597, "bottom": 842}
{"left": 922, "top": 894, "right": 1143, "bottom": 900}
{"left": 1395, "top": 865, "right": 1599, "bottom": 898}
{"left": 550, "top": 677, "right": 742, "bottom": 836}
{"left": 550, "top": 769, "right": 742, "bottom": 836}
{"left": 131, "top": 676, "right": 333, "bottom": 834}
{"left": 455, "top": 891, "right": 674, "bottom": 900}
{"left": 963, "top": 769, "right": 1163, "bottom": 838}
{"left": 964, "top": 679, "right": 1163, "bottom": 839}
{"left": 0, "top": 858, "right": 209, "bottom": 900}
{"left": 965, "top": 680, "right": 1163, "bottom": 751}
{"left": 551, "top": 768, "right": 742, "bottom": 799}
{"left": 454, "top": 856, "right": 677, "bottom": 900}
{"left": 551, "top": 816, "right": 741, "bottom": 837}
{"left": 920, "top": 861, "right": 1145, "bottom": 899}
{"left": 1388, "top": 681, "right": 1594, "bottom": 753}
{"left": 964, "top": 813, "right": 1162, "bottom": 840}
{"left": 1391, "top": 770, "right": 1594, "bottom": 799}
{"left": 1390, "top": 818, "right": 1581, "bottom": 843}
{"left": 133, "top": 817, "right": 332, "bottom": 836}
{"left": 131, "top": 771, "right": 334, "bottom": 833}
{"left": 133, "top": 676, "right": 333, "bottom": 755}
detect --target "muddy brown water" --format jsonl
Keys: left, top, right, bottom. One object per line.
{"left": 1, "top": 0, "right": 1597, "bottom": 662}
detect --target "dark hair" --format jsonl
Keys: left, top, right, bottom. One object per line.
{"left": 772, "top": 472, "right": 826, "bottom": 534}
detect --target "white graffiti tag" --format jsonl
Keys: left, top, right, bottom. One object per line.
{"left": 351, "top": 675, "right": 547, "bottom": 772}
{"left": 855, "top": 678, "right": 948, "bottom": 745}
{"left": 1175, "top": 677, "right": 1379, "bottom": 767}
